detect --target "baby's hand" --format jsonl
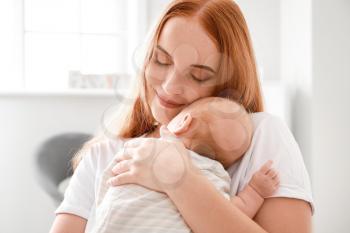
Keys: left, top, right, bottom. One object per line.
{"left": 248, "top": 160, "right": 279, "bottom": 198}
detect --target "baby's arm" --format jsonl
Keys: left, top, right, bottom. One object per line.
{"left": 230, "top": 160, "right": 279, "bottom": 218}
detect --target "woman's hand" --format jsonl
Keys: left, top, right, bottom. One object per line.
{"left": 107, "top": 136, "right": 198, "bottom": 193}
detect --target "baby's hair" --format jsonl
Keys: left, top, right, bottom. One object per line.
{"left": 188, "top": 96, "right": 253, "bottom": 156}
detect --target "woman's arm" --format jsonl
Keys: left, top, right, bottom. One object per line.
{"left": 253, "top": 197, "right": 312, "bottom": 233}
{"left": 49, "top": 214, "right": 87, "bottom": 233}
{"left": 165, "top": 170, "right": 312, "bottom": 233}
{"left": 49, "top": 140, "right": 108, "bottom": 232}
{"left": 165, "top": 168, "right": 267, "bottom": 233}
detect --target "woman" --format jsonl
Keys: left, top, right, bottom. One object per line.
{"left": 50, "top": 0, "right": 314, "bottom": 232}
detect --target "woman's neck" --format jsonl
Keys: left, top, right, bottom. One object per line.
{"left": 146, "top": 125, "right": 161, "bottom": 138}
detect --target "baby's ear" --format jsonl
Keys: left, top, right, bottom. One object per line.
{"left": 169, "top": 113, "right": 192, "bottom": 136}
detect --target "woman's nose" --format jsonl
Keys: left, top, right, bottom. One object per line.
{"left": 161, "top": 68, "right": 184, "bottom": 95}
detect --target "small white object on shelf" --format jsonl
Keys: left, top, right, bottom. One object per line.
{"left": 68, "top": 70, "right": 130, "bottom": 90}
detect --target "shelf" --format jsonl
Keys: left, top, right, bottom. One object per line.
{"left": 0, "top": 89, "right": 117, "bottom": 97}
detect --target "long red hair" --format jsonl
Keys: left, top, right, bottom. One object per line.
{"left": 72, "top": 0, "right": 263, "bottom": 170}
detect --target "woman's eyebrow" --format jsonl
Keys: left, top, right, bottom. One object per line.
{"left": 156, "top": 45, "right": 172, "bottom": 57}
{"left": 156, "top": 45, "right": 216, "bottom": 74}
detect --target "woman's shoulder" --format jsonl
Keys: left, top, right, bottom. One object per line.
{"left": 81, "top": 134, "right": 126, "bottom": 171}
{"left": 97, "top": 134, "right": 126, "bottom": 152}
{"left": 249, "top": 112, "right": 297, "bottom": 145}
{"left": 227, "top": 112, "right": 299, "bottom": 181}
{"left": 248, "top": 111, "right": 301, "bottom": 154}
{"left": 250, "top": 112, "right": 287, "bottom": 131}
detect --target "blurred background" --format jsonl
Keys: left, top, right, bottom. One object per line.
{"left": 0, "top": 0, "right": 349, "bottom": 232}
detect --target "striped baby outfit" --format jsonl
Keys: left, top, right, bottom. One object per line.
{"left": 89, "top": 149, "right": 231, "bottom": 233}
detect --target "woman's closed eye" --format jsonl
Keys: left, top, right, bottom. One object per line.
{"left": 155, "top": 58, "right": 171, "bottom": 66}
{"left": 190, "top": 73, "right": 210, "bottom": 83}
{"left": 152, "top": 51, "right": 213, "bottom": 83}
{"left": 154, "top": 60, "right": 211, "bottom": 83}
{"left": 153, "top": 51, "right": 172, "bottom": 66}
{"left": 190, "top": 69, "right": 212, "bottom": 83}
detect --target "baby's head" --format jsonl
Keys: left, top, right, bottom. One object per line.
{"left": 165, "top": 97, "right": 253, "bottom": 168}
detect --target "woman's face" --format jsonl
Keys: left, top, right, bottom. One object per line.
{"left": 145, "top": 16, "right": 221, "bottom": 125}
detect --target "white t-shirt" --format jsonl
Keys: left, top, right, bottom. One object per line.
{"left": 55, "top": 112, "right": 314, "bottom": 232}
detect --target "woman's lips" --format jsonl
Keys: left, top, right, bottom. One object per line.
{"left": 156, "top": 92, "right": 184, "bottom": 109}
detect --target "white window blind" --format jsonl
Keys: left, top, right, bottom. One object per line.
{"left": 0, "top": 0, "right": 23, "bottom": 90}
{"left": 0, "top": 0, "right": 147, "bottom": 92}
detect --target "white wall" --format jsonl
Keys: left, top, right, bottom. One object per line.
{"left": 0, "top": 94, "right": 115, "bottom": 233}
{"left": 146, "top": 0, "right": 171, "bottom": 29}
{"left": 236, "top": 0, "right": 281, "bottom": 82}
{"left": 312, "top": 0, "right": 350, "bottom": 232}
{"left": 280, "top": 0, "right": 350, "bottom": 231}
{"left": 280, "top": 0, "right": 312, "bottom": 168}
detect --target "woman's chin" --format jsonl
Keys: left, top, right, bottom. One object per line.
{"left": 150, "top": 101, "right": 178, "bottom": 126}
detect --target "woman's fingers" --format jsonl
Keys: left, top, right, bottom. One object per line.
{"left": 107, "top": 171, "right": 133, "bottom": 186}
{"left": 125, "top": 141, "right": 158, "bottom": 163}
{"left": 123, "top": 138, "right": 142, "bottom": 148}
{"left": 124, "top": 138, "right": 158, "bottom": 155}
{"left": 113, "top": 149, "right": 133, "bottom": 163}
{"left": 124, "top": 137, "right": 155, "bottom": 148}
{"left": 111, "top": 159, "right": 131, "bottom": 175}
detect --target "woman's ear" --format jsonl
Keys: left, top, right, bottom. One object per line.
{"left": 169, "top": 113, "right": 193, "bottom": 136}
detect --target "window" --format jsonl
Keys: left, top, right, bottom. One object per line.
{"left": 0, "top": 0, "right": 147, "bottom": 92}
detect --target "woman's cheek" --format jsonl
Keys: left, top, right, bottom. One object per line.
{"left": 145, "top": 63, "right": 167, "bottom": 87}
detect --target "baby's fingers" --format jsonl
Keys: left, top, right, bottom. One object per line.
{"left": 259, "top": 160, "right": 273, "bottom": 174}
{"left": 267, "top": 169, "right": 278, "bottom": 179}
{"left": 273, "top": 176, "right": 280, "bottom": 187}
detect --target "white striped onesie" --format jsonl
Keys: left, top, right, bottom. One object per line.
{"left": 89, "top": 148, "right": 231, "bottom": 233}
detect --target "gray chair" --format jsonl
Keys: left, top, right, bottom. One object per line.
{"left": 35, "top": 132, "right": 92, "bottom": 206}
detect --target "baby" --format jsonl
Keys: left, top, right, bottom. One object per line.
{"left": 90, "top": 97, "right": 279, "bottom": 233}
